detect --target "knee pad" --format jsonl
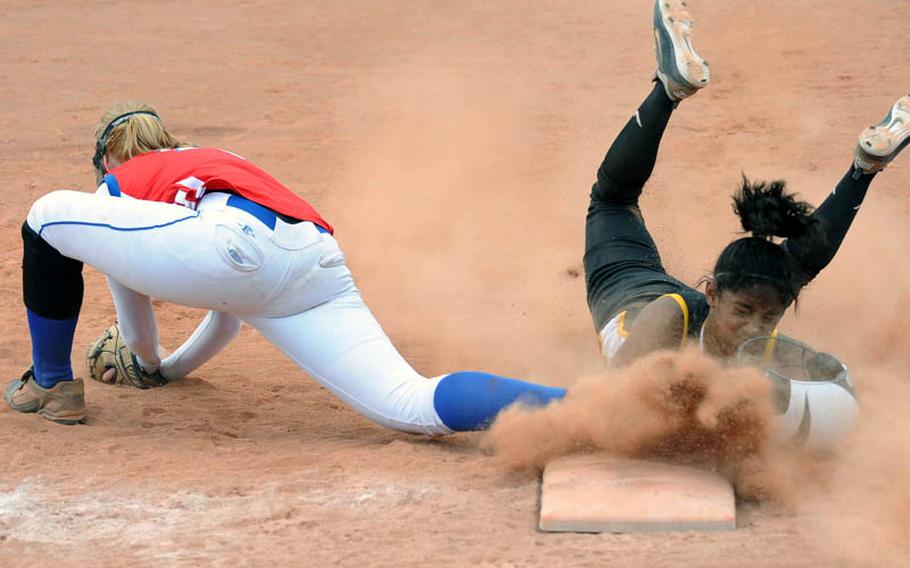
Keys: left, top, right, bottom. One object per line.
{"left": 22, "top": 221, "right": 83, "bottom": 318}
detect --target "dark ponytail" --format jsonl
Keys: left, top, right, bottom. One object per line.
{"left": 713, "top": 176, "right": 822, "bottom": 305}
{"left": 732, "top": 176, "right": 817, "bottom": 240}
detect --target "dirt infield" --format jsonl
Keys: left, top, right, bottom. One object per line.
{"left": 1, "top": 1, "right": 908, "bottom": 566}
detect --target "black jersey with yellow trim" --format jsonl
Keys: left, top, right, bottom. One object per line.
{"left": 598, "top": 289, "right": 710, "bottom": 361}
{"left": 598, "top": 287, "right": 711, "bottom": 361}
{"left": 658, "top": 290, "right": 710, "bottom": 347}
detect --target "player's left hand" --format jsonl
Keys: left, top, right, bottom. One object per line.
{"left": 86, "top": 323, "right": 167, "bottom": 389}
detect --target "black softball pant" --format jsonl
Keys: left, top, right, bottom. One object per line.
{"left": 583, "top": 82, "right": 876, "bottom": 333}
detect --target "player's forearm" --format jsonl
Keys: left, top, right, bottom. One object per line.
{"left": 107, "top": 277, "right": 161, "bottom": 371}
{"left": 159, "top": 311, "right": 242, "bottom": 379}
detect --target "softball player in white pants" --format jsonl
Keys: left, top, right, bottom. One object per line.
{"left": 6, "top": 101, "right": 565, "bottom": 429}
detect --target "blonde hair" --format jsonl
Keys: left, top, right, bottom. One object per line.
{"left": 95, "top": 101, "right": 185, "bottom": 164}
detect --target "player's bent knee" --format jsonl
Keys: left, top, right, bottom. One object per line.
{"left": 21, "top": 221, "right": 84, "bottom": 319}
{"left": 26, "top": 190, "right": 80, "bottom": 233}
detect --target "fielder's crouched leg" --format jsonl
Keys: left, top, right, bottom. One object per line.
{"left": 5, "top": 220, "right": 86, "bottom": 424}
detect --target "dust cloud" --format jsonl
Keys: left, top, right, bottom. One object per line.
{"left": 483, "top": 347, "right": 810, "bottom": 504}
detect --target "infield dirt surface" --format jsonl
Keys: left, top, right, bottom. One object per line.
{"left": 1, "top": 1, "right": 909, "bottom": 566}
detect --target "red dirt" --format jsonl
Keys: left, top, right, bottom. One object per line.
{"left": 1, "top": 1, "right": 908, "bottom": 566}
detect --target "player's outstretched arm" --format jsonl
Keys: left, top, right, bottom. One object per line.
{"left": 105, "top": 279, "right": 241, "bottom": 381}
{"left": 158, "top": 311, "right": 242, "bottom": 380}
{"left": 107, "top": 277, "right": 163, "bottom": 371}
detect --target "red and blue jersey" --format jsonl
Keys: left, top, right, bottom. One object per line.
{"left": 103, "top": 147, "right": 333, "bottom": 233}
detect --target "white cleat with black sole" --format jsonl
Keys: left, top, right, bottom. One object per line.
{"left": 653, "top": 0, "right": 711, "bottom": 102}
{"left": 854, "top": 94, "right": 910, "bottom": 176}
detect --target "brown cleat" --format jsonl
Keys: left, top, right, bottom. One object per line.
{"left": 5, "top": 368, "right": 86, "bottom": 425}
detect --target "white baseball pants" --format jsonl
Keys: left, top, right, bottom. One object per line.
{"left": 27, "top": 189, "right": 452, "bottom": 435}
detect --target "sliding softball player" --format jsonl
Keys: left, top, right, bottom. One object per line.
{"left": 582, "top": 0, "right": 908, "bottom": 448}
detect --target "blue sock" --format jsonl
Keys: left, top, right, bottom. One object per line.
{"left": 27, "top": 309, "right": 78, "bottom": 388}
{"left": 433, "top": 371, "right": 566, "bottom": 431}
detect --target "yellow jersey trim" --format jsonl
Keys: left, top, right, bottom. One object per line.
{"left": 659, "top": 293, "right": 689, "bottom": 349}
{"left": 761, "top": 328, "right": 780, "bottom": 365}
{"left": 616, "top": 311, "right": 629, "bottom": 338}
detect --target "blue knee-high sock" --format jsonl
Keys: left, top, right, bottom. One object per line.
{"left": 27, "top": 309, "right": 78, "bottom": 388}
{"left": 433, "top": 371, "right": 566, "bottom": 431}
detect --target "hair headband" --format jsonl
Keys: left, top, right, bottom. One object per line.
{"left": 713, "top": 271, "right": 794, "bottom": 293}
{"left": 92, "top": 110, "right": 161, "bottom": 173}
